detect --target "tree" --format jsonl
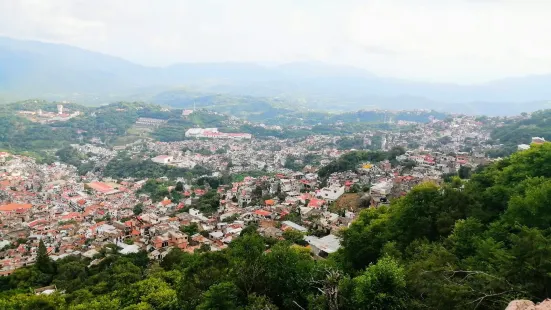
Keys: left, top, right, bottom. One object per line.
{"left": 110, "top": 260, "right": 142, "bottom": 291}
{"left": 253, "top": 185, "right": 263, "bottom": 198}
{"left": 261, "top": 243, "right": 315, "bottom": 308}
{"left": 2, "top": 293, "right": 66, "bottom": 310}
{"left": 351, "top": 257, "right": 409, "bottom": 310}
{"left": 245, "top": 294, "right": 278, "bottom": 310}
{"left": 458, "top": 165, "right": 472, "bottom": 179}
{"left": 197, "top": 282, "right": 240, "bottom": 310}
{"left": 349, "top": 183, "right": 361, "bottom": 193}
{"left": 240, "top": 223, "right": 259, "bottom": 236}
{"left": 120, "top": 277, "right": 178, "bottom": 310}
{"left": 69, "top": 295, "right": 121, "bottom": 310}
{"left": 339, "top": 206, "right": 391, "bottom": 271}
{"left": 388, "top": 146, "right": 406, "bottom": 159}
{"left": 175, "top": 181, "right": 184, "bottom": 192}
{"left": 197, "top": 244, "right": 211, "bottom": 253}
{"left": 36, "top": 239, "right": 54, "bottom": 274}
{"left": 229, "top": 233, "right": 266, "bottom": 295}
{"left": 53, "top": 260, "right": 87, "bottom": 292}
{"left": 133, "top": 203, "right": 144, "bottom": 216}
{"left": 195, "top": 190, "right": 220, "bottom": 214}
{"left": 402, "top": 160, "right": 416, "bottom": 169}
{"left": 160, "top": 248, "right": 196, "bottom": 271}
{"left": 180, "top": 223, "right": 199, "bottom": 237}
{"left": 282, "top": 229, "right": 305, "bottom": 245}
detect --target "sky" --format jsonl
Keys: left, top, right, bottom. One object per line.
{"left": 0, "top": 0, "right": 550, "bottom": 84}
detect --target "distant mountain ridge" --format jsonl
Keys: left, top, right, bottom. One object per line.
{"left": 2, "top": 36, "right": 551, "bottom": 115}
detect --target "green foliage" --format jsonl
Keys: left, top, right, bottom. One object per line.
{"left": 54, "top": 146, "right": 81, "bottom": 163}
{"left": 221, "top": 213, "right": 239, "bottom": 223}
{"left": 151, "top": 111, "right": 228, "bottom": 142}
{"left": 36, "top": 240, "right": 55, "bottom": 274}
{"left": 136, "top": 180, "right": 181, "bottom": 203}
{"left": 336, "top": 142, "right": 551, "bottom": 308}
{"left": 133, "top": 203, "right": 144, "bottom": 216}
{"left": 492, "top": 110, "right": 551, "bottom": 145}
{"left": 196, "top": 175, "right": 232, "bottom": 188}
{"left": 244, "top": 294, "right": 278, "bottom": 310}
{"left": 283, "top": 155, "right": 303, "bottom": 171}
{"left": 197, "top": 282, "right": 240, "bottom": 310}
{"left": 458, "top": 165, "right": 472, "bottom": 179}
{"left": 0, "top": 101, "right": 179, "bottom": 158}
{"left": 104, "top": 154, "right": 211, "bottom": 180}
{"left": 351, "top": 257, "right": 409, "bottom": 310}
{"left": 282, "top": 229, "right": 306, "bottom": 245}
{"left": 195, "top": 190, "right": 220, "bottom": 215}
{"left": 180, "top": 223, "right": 199, "bottom": 236}
{"left": 318, "top": 150, "right": 390, "bottom": 179}
{"left": 335, "top": 136, "right": 365, "bottom": 150}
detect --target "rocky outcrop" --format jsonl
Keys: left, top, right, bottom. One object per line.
{"left": 506, "top": 299, "right": 551, "bottom": 310}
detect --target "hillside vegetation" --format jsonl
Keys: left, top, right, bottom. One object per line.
{"left": 0, "top": 101, "right": 229, "bottom": 160}
{"left": 492, "top": 110, "right": 551, "bottom": 145}
{"left": 2, "top": 144, "right": 551, "bottom": 309}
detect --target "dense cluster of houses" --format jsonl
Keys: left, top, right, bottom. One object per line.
{"left": 0, "top": 154, "right": 350, "bottom": 275}
{"left": 0, "top": 114, "right": 507, "bottom": 275}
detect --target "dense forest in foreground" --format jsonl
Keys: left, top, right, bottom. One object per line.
{"left": 2, "top": 145, "right": 551, "bottom": 309}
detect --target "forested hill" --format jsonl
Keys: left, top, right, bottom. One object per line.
{"left": 2, "top": 144, "right": 551, "bottom": 309}
{"left": 492, "top": 109, "right": 551, "bottom": 145}
{"left": 0, "top": 101, "right": 229, "bottom": 161}
{"left": 152, "top": 89, "right": 447, "bottom": 124}
{"left": 0, "top": 99, "right": 443, "bottom": 162}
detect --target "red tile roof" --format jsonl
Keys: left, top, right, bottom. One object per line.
{"left": 0, "top": 203, "right": 32, "bottom": 212}
{"left": 308, "top": 199, "right": 325, "bottom": 208}
{"left": 254, "top": 210, "right": 272, "bottom": 216}
{"left": 87, "top": 182, "right": 114, "bottom": 194}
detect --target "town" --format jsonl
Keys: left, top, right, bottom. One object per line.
{"left": 3, "top": 5, "right": 551, "bottom": 307}
{"left": 0, "top": 110, "right": 540, "bottom": 276}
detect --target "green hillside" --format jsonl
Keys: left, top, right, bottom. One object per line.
{"left": 0, "top": 101, "right": 229, "bottom": 160}
{"left": 492, "top": 110, "right": 551, "bottom": 145}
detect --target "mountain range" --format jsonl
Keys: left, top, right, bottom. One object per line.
{"left": 1, "top": 36, "right": 551, "bottom": 115}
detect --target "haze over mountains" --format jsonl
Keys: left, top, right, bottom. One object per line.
{"left": 1, "top": 36, "right": 551, "bottom": 115}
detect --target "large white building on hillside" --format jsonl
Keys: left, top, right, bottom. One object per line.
{"left": 185, "top": 128, "right": 252, "bottom": 140}
{"left": 317, "top": 185, "right": 345, "bottom": 203}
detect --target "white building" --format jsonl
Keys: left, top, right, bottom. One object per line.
{"left": 317, "top": 185, "right": 345, "bottom": 203}
{"left": 518, "top": 144, "right": 531, "bottom": 151}
{"left": 185, "top": 128, "right": 252, "bottom": 140}
{"left": 281, "top": 221, "right": 308, "bottom": 232}
{"left": 370, "top": 181, "right": 393, "bottom": 196}
{"left": 151, "top": 155, "right": 173, "bottom": 164}
{"left": 304, "top": 234, "right": 341, "bottom": 258}
{"left": 185, "top": 128, "right": 218, "bottom": 138}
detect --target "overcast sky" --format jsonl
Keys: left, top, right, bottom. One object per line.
{"left": 0, "top": 0, "right": 550, "bottom": 84}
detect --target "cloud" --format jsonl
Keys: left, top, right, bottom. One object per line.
{"left": 358, "top": 45, "right": 399, "bottom": 56}
{"left": 0, "top": 0, "right": 550, "bottom": 83}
